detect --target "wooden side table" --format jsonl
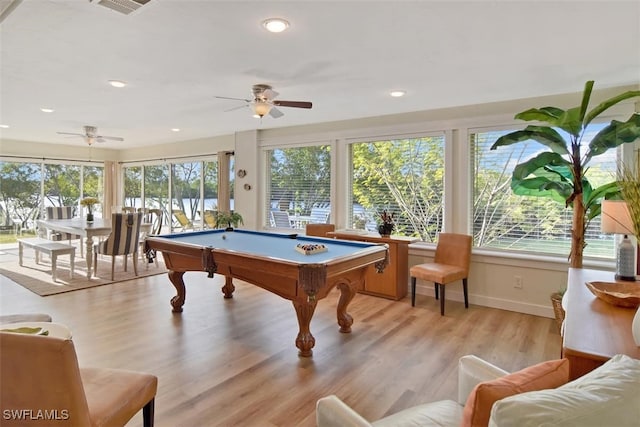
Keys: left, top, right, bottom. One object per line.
{"left": 328, "top": 231, "right": 418, "bottom": 300}
{"left": 562, "top": 268, "right": 640, "bottom": 380}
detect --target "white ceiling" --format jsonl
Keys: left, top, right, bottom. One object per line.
{"left": 1, "top": 0, "right": 639, "bottom": 149}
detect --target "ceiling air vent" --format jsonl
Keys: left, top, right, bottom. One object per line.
{"left": 91, "top": 0, "right": 151, "bottom": 15}
{"left": 0, "top": 0, "right": 23, "bottom": 23}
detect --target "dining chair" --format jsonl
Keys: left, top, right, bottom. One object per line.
{"left": 93, "top": 212, "right": 143, "bottom": 280}
{"left": 410, "top": 233, "right": 472, "bottom": 315}
{"left": 46, "top": 206, "right": 83, "bottom": 257}
{"left": 0, "top": 331, "right": 158, "bottom": 427}
{"left": 271, "top": 210, "right": 292, "bottom": 228}
{"left": 138, "top": 208, "right": 163, "bottom": 268}
{"left": 121, "top": 206, "right": 137, "bottom": 214}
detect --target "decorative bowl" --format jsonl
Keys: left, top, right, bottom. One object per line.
{"left": 585, "top": 281, "right": 640, "bottom": 308}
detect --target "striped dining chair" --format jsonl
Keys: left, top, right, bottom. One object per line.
{"left": 46, "top": 206, "right": 83, "bottom": 257}
{"left": 93, "top": 213, "right": 143, "bottom": 281}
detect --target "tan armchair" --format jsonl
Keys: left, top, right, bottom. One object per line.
{"left": 410, "top": 233, "right": 472, "bottom": 315}
{"left": 0, "top": 331, "right": 157, "bottom": 427}
{"left": 305, "top": 223, "right": 335, "bottom": 237}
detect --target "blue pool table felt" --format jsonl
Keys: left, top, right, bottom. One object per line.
{"left": 157, "top": 229, "right": 377, "bottom": 263}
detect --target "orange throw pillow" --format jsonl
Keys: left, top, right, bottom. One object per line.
{"left": 461, "top": 358, "right": 570, "bottom": 427}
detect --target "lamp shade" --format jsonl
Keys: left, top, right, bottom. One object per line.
{"left": 601, "top": 200, "right": 634, "bottom": 235}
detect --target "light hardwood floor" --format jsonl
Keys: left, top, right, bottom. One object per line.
{"left": 0, "top": 267, "right": 561, "bottom": 426}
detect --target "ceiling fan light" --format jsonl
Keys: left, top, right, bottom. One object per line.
{"left": 252, "top": 101, "right": 272, "bottom": 117}
{"left": 262, "top": 18, "right": 289, "bottom": 33}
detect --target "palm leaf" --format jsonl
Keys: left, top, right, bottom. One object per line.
{"left": 515, "top": 106, "right": 565, "bottom": 124}
{"left": 491, "top": 126, "right": 569, "bottom": 155}
{"left": 584, "top": 90, "right": 640, "bottom": 126}
{"left": 585, "top": 114, "right": 640, "bottom": 162}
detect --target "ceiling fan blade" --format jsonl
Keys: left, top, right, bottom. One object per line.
{"left": 97, "top": 135, "right": 124, "bottom": 142}
{"left": 273, "top": 100, "right": 312, "bottom": 109}
{"left": 215, "top": 95, "right": 252, "bottom": 103}
{"left": 57, "top": 132, "right": 84, "bottom": 137}
{"left": 263, "top": 88, "right": 279, "bottom": 100}
{"left": 225, "top": 104, "right": 249, "bottom": 113}
{"left": 269, "top": 107, "right": 284, "bottom": 119}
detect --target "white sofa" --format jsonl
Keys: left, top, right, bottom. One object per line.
{"left": 316, "top": 354, "right": 640, "bottom": 427}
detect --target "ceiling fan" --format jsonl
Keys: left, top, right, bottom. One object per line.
{"left": 215, "top": 84, "right": 312, "bottom": 118}
{"left": 57, "top": 125, "right": 124, "bottom": 146}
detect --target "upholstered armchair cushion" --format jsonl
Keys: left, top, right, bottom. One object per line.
{"left": 462, "top": 358, "right": 569, "bottom": 427}
{"left": 489, "top": 354, "right": 640, "bottom": 427}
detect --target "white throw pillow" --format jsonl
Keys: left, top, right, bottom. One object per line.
{"left": 488, "top": 354, "right": 640, "bottom": 427}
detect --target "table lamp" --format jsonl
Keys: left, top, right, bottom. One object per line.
{"left": 601, "top": 200, "right": 636, "bottom": 281}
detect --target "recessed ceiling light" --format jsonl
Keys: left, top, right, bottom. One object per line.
{"left": 108, "top": 80, "right": 127, "bottom": 88}
{"left": 40, "top": 108, "right": 55, "bottom": 113}
{"left": 0, "top": 124, "right": 9, "bottom": 128}
{"left": 262, "top": 18, "right": 289, "bottom": 33}
{"left": 171, "top": 128, "right": 180, "bottom": 132}
{"left": 390, "top": 90, "right": 406, "bottom": 97}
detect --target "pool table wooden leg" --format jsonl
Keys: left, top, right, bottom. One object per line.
{"left": 336, "top": 281, "right": 356, "bottom": 333}
{"left": 222, "top": 276, "right": 235, "bottom": 298}
{"left": 168, "top": 271, "right": 186, "bottom": 312}
{"left": 293, "top": 298, "right": 318, "bottom": 357}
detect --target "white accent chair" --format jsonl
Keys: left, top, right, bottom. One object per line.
{"left": 317, "top": 355, "right": 507, "bottom": 427}
{"left": 317, "top": 354, "right": 640, "bottom": 427}
{"left": 94, "top": 213, "right": 143, "bottom": 280}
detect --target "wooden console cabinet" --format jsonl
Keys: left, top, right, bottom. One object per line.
{"left": 562, "top": 268, "right": 640, "bottom": 380}
{"left": 328, "top": 231, "right": 418, "bottom": 300}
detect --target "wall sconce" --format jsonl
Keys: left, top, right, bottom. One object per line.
{"left": 601, "top": 200, "right": 636, "bottom": 281}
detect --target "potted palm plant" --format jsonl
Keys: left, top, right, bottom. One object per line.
{"left": 214, "top": 211, "right": 243, "bottom": 231}
{"left": 491, "top": 80, "right": 640, "bottom": 268}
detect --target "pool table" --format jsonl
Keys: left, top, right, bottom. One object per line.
{"left": 145, "top": 229, "right": 388, "bottom": 357}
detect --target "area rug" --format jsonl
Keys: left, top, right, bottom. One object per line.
{"left": 0, "top": 250, "right": 167, "bottom": 296}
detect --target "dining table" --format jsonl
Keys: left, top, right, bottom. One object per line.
{"left": 37, "top": 218, "right": 151, "bottom": 279}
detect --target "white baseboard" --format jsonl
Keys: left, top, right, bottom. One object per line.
{"left": 412, "top": 283, "right": 554, "bottom": 319}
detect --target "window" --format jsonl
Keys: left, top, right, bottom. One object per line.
{"left": 123, "top": 166, "right": 142, "bottom": 209}
{"left": 471, "top": 124, "right": 617, "bottom": 259}
{"left": 265, "top": 145, "right": 331, "bottom": 229}
{"left": 0, "top": 160, "right": 102, "bottom": 232}
{"left": 83, "top": 165, "right": 103, "bottom": 217}
{"left": 0, "top": 161, "right": 42, "bottom": 231}
{"left": 44, "top": 164, "right": 81, "bottom": 212}
{"left": 349, "top": 135, "right": 445, "bottom": 241}
{"left": 123, "top": 157, "right": 223, "bottom": 232}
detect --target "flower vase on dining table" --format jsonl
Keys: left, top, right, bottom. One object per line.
{"left": 81, "top": 197, "right": 99, "bottom": 224}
